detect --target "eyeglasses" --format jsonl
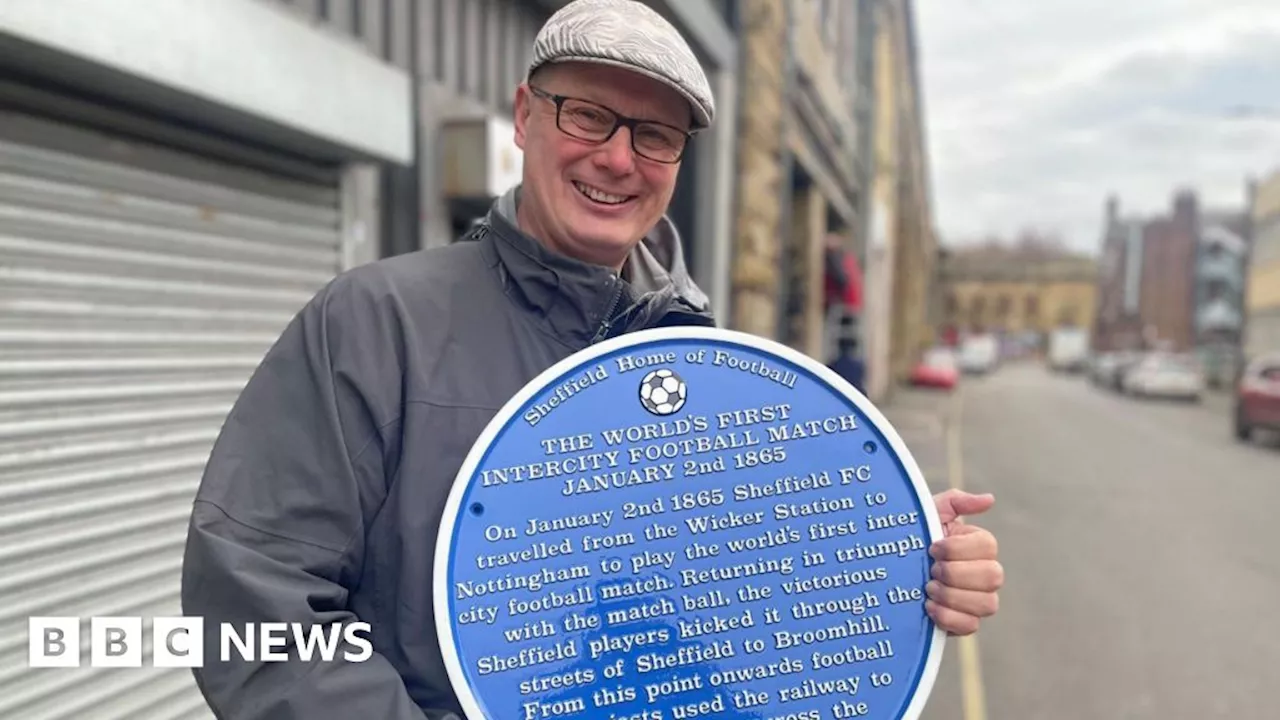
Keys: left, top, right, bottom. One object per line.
{"left": 528, "top": 86, "right": 692, "bottom": 164}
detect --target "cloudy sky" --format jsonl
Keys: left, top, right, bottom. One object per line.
{"left": 915, "top": 0, "right": 1280, "bottom": 254}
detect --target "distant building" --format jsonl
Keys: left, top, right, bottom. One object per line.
{"left": 1194, "top": 210, "right": 1250, "bottom": 386}
{"left": 1094, "top": 198, "right": 1146, "bottom": 351}
{"left": 1094, "top": 191, "right": 1200, "bottom": 353}
{"left": 1246, "top": 170, "right": 1280, "bottom": 360}
{"left": 938, "top": 243, "right": 1098, "bottom": 351}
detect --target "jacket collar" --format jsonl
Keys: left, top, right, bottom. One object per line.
{"left": 480, "top": 186, "right": 714, "bottom": 349}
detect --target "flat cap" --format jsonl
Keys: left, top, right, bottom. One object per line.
{"left": 528, "top": 0, "right": 715, "bottom": 129}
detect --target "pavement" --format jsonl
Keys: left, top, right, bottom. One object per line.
{"left": 879, "top": 362, "right": 1280, "bottom": 720}
{"left": 877, "top": 380, "right": 970, "bottom": 720}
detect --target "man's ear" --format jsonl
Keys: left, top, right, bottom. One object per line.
{"left": 513, "top": 83, "right": 532, "bottom": 150}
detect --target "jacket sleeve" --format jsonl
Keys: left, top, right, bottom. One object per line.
{"left": 181, "top": 272, "right": 426, "bottom": 719}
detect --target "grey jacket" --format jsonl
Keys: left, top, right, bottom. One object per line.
{"left": 181, "top": 187, "right": 714, "bottom": 719}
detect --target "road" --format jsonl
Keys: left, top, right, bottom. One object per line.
{"left": 894, "top": 363, "right": 1280, "bottom": 720}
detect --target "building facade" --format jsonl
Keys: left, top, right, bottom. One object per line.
{"left": 724, "top": 0, "right": 934, "bottom": 403}
{"left": 859, "top": 0, "right": 936, "bottom": 401}
{"left": 1, "top": 2, "right": 407, "bottom": 715}
{"left": 0, "top": 0, "right": 737, "bottom": 716}
{"left": 1246, "top": 170, "right": 1280, "bottom": 360}
{"left": 1094, "top": 192, "right": 1199, "bottom": 352}
{"left": 1094, "top": 198, "right": 1146, "bottom": 351}
{"left": 1194, "top": 210, "right": 1250, "bottom": 386}
{"left": 884, "top": 0, "right": 937, "bottom": 392}
{"left": 939, "top": 246, "right": 1097, "bottom": 348}
{"left": 1141, "top": 192, "right": 1199, "bottom": 351}
{"left": 727, "top": 0, "right": 864, "bottom": 360}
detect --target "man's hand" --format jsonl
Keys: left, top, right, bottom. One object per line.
{"left": 925, "top": 489, "right": 1003, "bottom": 636}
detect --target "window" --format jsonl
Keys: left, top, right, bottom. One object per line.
{"left": 971, "top": 296, "right": 987, "bottom": 323}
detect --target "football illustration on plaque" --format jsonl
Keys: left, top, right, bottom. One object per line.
{"left": 638, "top": 368, "right": 687, "bottom": 416}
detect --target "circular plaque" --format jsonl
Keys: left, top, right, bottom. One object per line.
{"left": 435, "top": 327, "right": 945, "bottom": 720}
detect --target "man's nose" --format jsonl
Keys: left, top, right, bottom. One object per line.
{"left": 594, "top": 127, "right": 637, "bottom": 174}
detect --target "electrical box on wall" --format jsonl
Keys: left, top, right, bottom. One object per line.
{"left": 441, "top": 116, "right": 523, "bottom": 200}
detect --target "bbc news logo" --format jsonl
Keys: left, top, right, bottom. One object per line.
{"left": 29, "top": 617, "right": 373, "bottom": 668}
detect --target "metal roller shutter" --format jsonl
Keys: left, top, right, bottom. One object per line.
{"left": 0, "top": 113, "right": 346, "bottom": 719}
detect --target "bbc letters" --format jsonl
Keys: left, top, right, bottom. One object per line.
{"left": 28, "top": 617, "right": 373, "bottom": 667}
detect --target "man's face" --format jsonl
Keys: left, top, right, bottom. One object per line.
{"left": 513, "top": 62, "right": 691, "bottom": 269}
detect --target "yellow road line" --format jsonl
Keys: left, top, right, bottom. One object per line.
{"left": 947, "top": 389, "right": 966, "bottom": 492}
{"left": 957, "top": 636, "right": 988, "bottom": 720}
{"left": 947, "top": 388, "right": 989, "bottom": 720}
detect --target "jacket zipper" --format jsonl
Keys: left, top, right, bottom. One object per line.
{"left": 591, "top": 279, "right": 625, "bottom": 344}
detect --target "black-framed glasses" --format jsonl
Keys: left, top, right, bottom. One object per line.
{"left": 529, "top": 86, "right": 692, "bottom": 164}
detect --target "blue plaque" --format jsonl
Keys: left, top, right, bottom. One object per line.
{"left": 435, "top": 327, "right": 945, "bottom": 720}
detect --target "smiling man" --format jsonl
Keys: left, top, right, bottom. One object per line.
{"left": 181, "top": 1, "right": 1002, "bottom": 718}
{"left": 516, "top": 62, "right": 697, "bottom": 267}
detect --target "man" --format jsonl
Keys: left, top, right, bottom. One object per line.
{"left": 181, "top": 1, "right": 1003, "bottom": 718}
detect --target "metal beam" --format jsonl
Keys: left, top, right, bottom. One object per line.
{"left": 0, "top": 0, "right": 413, "bottom": 164}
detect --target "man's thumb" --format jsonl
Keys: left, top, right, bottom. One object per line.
{"left": 936, "top": 489, "right": 995, "bottom": 522}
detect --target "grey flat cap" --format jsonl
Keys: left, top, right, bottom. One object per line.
{"left": 529, "top": 0, "right": 715, "bottom": 129}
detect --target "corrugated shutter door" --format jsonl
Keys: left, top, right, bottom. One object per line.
{"left": 0, "top": 124, "right": 344, "bottom": 718}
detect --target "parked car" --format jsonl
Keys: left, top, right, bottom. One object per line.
{"left": 1092, "top": 351, "right": 1142, "bottom": 392}
{"left": 1234, "top": 353, "right": 1280, "bottom": 442}
{"left": 1089, "top": 353, "right": 1120, "bottom": 386}
{"left": 1122, "top": 353, "right": 1204, "bottom": 401}
{"left": 911, "top": 348, "right": 960, "bottom": 390}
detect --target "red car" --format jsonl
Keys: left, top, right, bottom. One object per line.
{"left": 911, "top": 348, "right": 960, "bottom": 390}
{"left": 1234, "top": 352, "right": 1280, "bottom": 442}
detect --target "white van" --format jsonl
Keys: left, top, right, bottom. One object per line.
{"left": 958, "top": 335, "right": 1000, "bottom": 375}
{"left": 1048, "top": 327, "right": 1090, "bottom": 372}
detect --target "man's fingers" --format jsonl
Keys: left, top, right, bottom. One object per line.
{"left": 930, "top": 526, "right": 998, "bottom": 561}
{"left": 926, "top": 581, "right": 999, "bottom": 618}
{"left": 930, "top": 559, "right": 1005, "bottom": 592}
{"left": 926, "top": 492, "right": 1001, "bottom": 636}
{"left": 925, "top": 599, "right": 980, "bottom": 636}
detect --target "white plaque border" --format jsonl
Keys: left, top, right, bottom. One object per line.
{"left": 433, "top": 326, "right": 947, "bottom": 720}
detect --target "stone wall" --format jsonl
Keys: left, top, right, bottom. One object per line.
{"left": 887, "top": 0, "right": 938, "bottom": 385}
{"left": 729, "top": 0, "right": 787, "bottom": 338}
{"left": 861, "top": 0, "right": 903, "bottom": 402}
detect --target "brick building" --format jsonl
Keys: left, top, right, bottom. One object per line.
{"left": 1094, "top": 191, "right": 1200, "bottom": 352}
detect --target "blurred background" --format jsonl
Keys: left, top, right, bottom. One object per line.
{"left": 1, "top": 0, "right": 1278, "bottom": 718}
